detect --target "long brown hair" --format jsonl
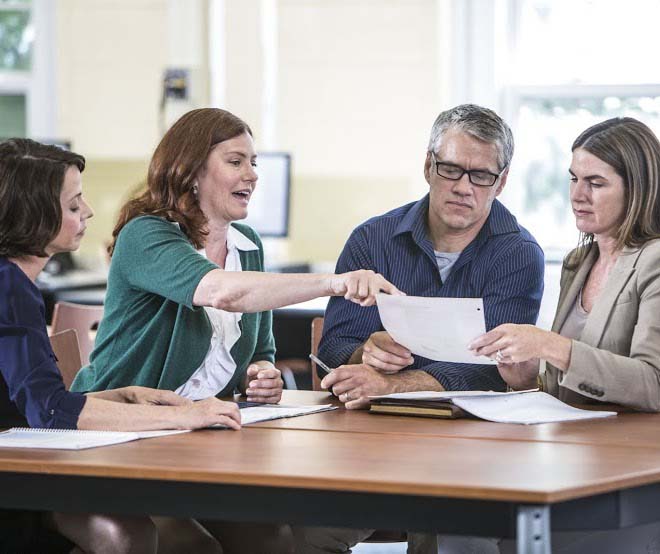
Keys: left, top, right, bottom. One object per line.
{"left": 566, "top": 117, "right": 660, "bottom": 268}
{"left": 0, "top": 139, "right": 85, "bottom": 258}
{"left": 109, "top": 108, "right": 252, "bottom": 255}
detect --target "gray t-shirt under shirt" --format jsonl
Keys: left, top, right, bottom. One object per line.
{"left": 434, "top": 250, "right": 461, "bottom": 282}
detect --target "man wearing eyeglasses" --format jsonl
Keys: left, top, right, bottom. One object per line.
{"left": 295, "top": 105, "right": 543, "bottom": 553}
{"left": 318, "top": 103, "right": 544, "bottom": 407}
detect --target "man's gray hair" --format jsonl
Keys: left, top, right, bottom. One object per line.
{"left": 427, "top": 104, "right": 514, "bottom": 171}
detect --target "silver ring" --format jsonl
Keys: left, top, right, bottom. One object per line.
{"left": 345, "top": 391, "right": 351, "bottom": 401}
{"left": 495, "top": 350, "right": 504, "bottom": 363}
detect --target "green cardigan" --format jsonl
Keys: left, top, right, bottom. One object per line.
{"left": 71, "top": 216, "right": 275, "bottom": 395}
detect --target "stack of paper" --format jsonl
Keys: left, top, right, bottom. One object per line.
{"left": 369, "top": 390, "right": 617, "bottom": 424}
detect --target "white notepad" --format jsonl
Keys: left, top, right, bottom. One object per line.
{"left": 0, "top": 428, "right": 189, "bottom": 450}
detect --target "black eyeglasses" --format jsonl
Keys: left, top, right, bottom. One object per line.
{"left": 431, "top": 153, "right": 506, "bottom": 188}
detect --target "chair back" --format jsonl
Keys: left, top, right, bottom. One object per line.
{"left": 310, "top": 317, "right": 324, "bottom": 391}
{"left": 49, "top": 329, "right": 83, "bottom": 390}
{"left": 51, "top": 302, "right": 104, "bottom": 366}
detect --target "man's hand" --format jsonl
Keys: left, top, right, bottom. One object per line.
{"left": 320, "top": 363, "right": 393, "bottom": 410}
{"left": 245, "top": 361, "right": 284, "bottom": 404}
{"left": 361, "top": 331, "right": 414, "bottom": 374}
{"left": 119, "top": 386, "right": 191, "bottom": 406}
{"left": 496, "top": 359, "right": 540, "bottom": 391}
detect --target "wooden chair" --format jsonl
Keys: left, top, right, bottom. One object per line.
{"left": 51, "top": 301, "right": 104, "bottom": 366}
{"left": 309, "top": 315, "right": 409, "bottom": 545}
{"left": 310, "top": 317, "right": 325, "bottom": 391}
{"left": 49, "top": 329, "right": 83, "bottom": 390}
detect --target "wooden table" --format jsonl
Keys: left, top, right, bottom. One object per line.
{"left": 2, "top": 391, "right": 660, "bottom": 554}
{"left": 257, "top": 391, "right": 660, "bottom": 449}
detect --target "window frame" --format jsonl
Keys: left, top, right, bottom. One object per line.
{"left": 445, "top": 0, "right": 660, "bottom": 258}
{"left": 0, "top": 0, "right": 56, "bottom": 139}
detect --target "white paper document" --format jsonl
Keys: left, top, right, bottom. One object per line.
{"left": 240, "top": 404, "right": 336, "bottom": 424}
{"left": 212, "top": 404, "right": 337, "bottom": 428}
{"left": 372, "top": 389, "right": 537, "bottom": 401}
{"left": 370, "top": 390, "right": 617, "bottom": 424}
{"left": 0, "top": 428, "right": 189, "bottom": 450}
{"left": 376, "top": 293, "right": 494, "bottom": 364}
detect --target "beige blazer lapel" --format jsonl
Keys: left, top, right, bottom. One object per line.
{"left": 579, "top": 246, "right": 640, "bottom": 347}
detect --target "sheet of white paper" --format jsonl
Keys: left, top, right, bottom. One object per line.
{"left": 451, "top": 391, "right": 617, "bottom": 424}
{"left": 212, "top": 404, "right": 336, "bottom": 428}
{"left": 376, "top": 294, "right": 494, "bottom": 364}
{"left": 240, "top": 404, "right": 336, "bottom": 424}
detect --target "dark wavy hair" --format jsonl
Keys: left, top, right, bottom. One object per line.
{"left": 0, "top": 138, "right": 85, "bottom": 258}
{"left": 109, "top": 108, "right": 252, "bottom": 255}
{"left": 566, "top": 117, "right": 660, "bottom": 267}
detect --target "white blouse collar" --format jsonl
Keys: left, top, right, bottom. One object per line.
{"left": 227, "top": 225, "right": 259, "bottom": 252}
{"left": 169, "top": 220, "right": 258, "bottom": 253}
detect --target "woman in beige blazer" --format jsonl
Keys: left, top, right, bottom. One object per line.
{"left": 466, "top": 118, "right": 660, "bottom": 553}
{"left": 471, "top": 116, "right": 660, "bottom": 411}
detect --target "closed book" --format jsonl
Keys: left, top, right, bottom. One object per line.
{"left": 369, "top": 399, "right": 467, "bottom": 419}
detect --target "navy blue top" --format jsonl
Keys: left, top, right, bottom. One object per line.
{"left": 319, "top": 196, "right": 545, "bottom": 391}
{"left": 0, "top": 257, "right": 86, "bottom": 428}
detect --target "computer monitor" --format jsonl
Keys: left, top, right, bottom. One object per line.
{"left": 243, "top": 152, "right": 291, "bottom": 237}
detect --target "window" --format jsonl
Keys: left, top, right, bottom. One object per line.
{"left": 0, "top": 0, "right": 32, "bottom": 137}
{"left": 498, "top": 0, "right": 660, "bottom": 257}
{"left": 0, "top": 0, "right": 33, "bottom": 71}
{"left": 0, "top": 0, "right": 55, "bottom": 140}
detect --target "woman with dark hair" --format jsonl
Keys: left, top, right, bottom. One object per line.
{"left": 0, "top": 138, "right": 242, "bottom": 553}
{"left": 468, "top": 117, "right": 660, "bottom": 553}
{"left": 70, "top": 108, "right": 398, "bottom": 553}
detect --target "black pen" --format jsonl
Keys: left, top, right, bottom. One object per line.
{"left": 309, "top": 354, "right": 333, "bottom": 374}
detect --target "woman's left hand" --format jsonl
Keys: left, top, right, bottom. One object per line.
{"left": 245, "top": 362, "right": 283, "bottom": 404}
{"left": 121, "top": 386, "right": 191, "bottom": 406}
{"left": 469, "top": 324, "right": 550, "bottom": 364}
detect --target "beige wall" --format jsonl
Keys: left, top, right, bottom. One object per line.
{"left": 57, "top": 0, "right": 168, "bottom": 159}
{"left": 56, "top": 0, "right": 187, "bottom": 262}
{"left": 55, "top": 0, "right": 445, "bottom": 266}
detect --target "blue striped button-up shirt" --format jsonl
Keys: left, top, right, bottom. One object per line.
{"left": 319, "top": 195, "right": 544, "bottom": 391}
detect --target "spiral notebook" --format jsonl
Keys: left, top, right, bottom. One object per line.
{"left": 0, "top": 428, "right": 189, "bottom": 450}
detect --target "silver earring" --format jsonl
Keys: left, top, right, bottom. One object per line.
{"left": 192, "top": 184, "right": 199, "bottom": 196}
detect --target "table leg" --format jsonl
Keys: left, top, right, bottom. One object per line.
{"left": 516, "top": 505, "right": 551, "bottom": 554}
